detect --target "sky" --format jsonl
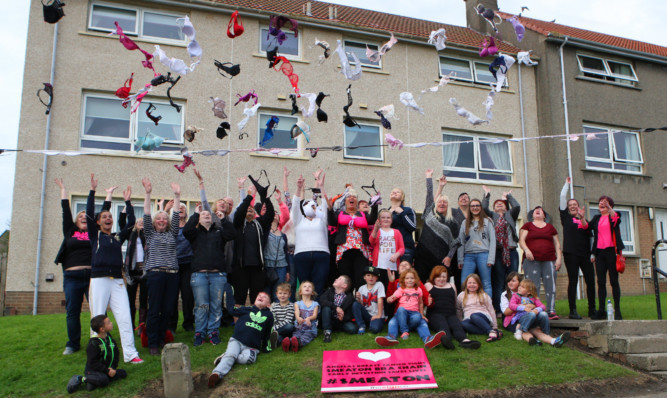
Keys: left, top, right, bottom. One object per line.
{"left": 1, "top": 0, "right": 665, "bottom": 232}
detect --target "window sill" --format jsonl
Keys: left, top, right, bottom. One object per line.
{"left": 337, "top": 65, "right": 389, "bottom": 75}
{"left": 441, "top": 79, "right": 514, "bottom": 94}
{"left": 250, "top": 152, "right": 310, "bottom": 161}
{"left": 575, "top": 76, "right": 641, "bottom": 90}
{"left": 79, "top": 149, "right": 183, "bottom": 161}
{"left": 79, "top": 31, "right": 187, "bottom": 48}
{"left": 442, "top": 177, "right": 522, "bottom": 188}
{"left": 253, "top": 53, "right": 310, "bottom": 65}
{"left": 338, "top": 159, "right": 391, "bottom": 168}
{"left": 581, "top": 168, "right": 651, "bottom": 179}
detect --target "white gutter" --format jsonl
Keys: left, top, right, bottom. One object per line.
{"left": 34, "top": 23, "right": 59, "bottom": 315}
{"left": 558, "top": 36, "right": 574, "bottom": 199}
{"left": 517, "top": 63, "right": 530, "bottom": 210}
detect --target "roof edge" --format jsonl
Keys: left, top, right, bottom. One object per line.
{"left": 546, "top": 34, "right": 667, "bottom": 66}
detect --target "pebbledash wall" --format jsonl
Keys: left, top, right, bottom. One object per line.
{"left": 5, "top": 0, "right": 540, "bottom": 315}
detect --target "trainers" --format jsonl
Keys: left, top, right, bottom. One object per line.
{"left": 375, "top": 336, "right": 399, "bottom": 347}
{"left": 213, "top": 354, "right": 224, "bottom": 366}
{"left": 63, "top": 347, "right": 76, "bottom": 355}
{"left": 210, "top": 331, "right": 221, "bottom": 345}
{"left": 568, "top": 310, "right": 582, "bottom": 319}
{"left": 553, "top": 332, "right": 570, "bottom": 348}
{"left": 208, "top": 372, "right": 221, "bottom": 388}
{"left": 323, "top": 330, "right": 332, "bottom": 343}
{"left": 281, "top": 337, "right": 291, "bottom": 353}
{"left": 194, "top": 333, "right": 205, "bottom": 347}
{"left": 548, "top": 312, "right": 560, "bottom": 320}
{"left": 425, "top": 331, "right": 445, "bottom": 349}
{"left": 357, "top": 327, "right": 366, "bottom": 335}
{"left": 528, "top": 337, "right": 538, "bottom": 346}
{"left": 270, "top": 331, "right": 279, "bottom": 350}
{"left": 460, "top": 339, "right": 481, "bottom": 349}
{"left": 400, "top": 332, "right": 410, "bottom": 340}
{"left": 290, "top": 336, "right": 299, "bottom": 353}
{"left": 129, "top": 357, "right": 144, "bottom": 364}
{"left": 441, "top": 334, "right": 455, "bottom": 350}
{"left": 514, "top": 329, "right": 523, "bottom": 341}
{"left": 66, "top": 375, "right": 82, "bottom": 394}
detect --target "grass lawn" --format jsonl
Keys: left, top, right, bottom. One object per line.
{"left": 2, "top": 293, "right": 664, "bottom": 397}
{"left": 554, "top": 291, "right": 667, "bottom": 320}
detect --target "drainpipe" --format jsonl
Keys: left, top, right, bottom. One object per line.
{"left": 33, "top": 23, "right": 59, "bottom": 315}
{"left": 517, "top": 63, "right": 530, "bottom": 210}
{"left": 558, "top": 36, "right": 574, "bottom": 198}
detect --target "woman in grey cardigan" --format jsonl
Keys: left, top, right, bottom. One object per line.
{"left": 481, "top": 185, "right": 520, "bottom": 316}
{"left": 457, "top": 199, "right": 496, "bottom": 297}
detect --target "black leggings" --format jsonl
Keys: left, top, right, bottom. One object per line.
{"left": 595, "top": 248, "right": 621, "bottom": 311}
{"left": 427, "top": 313, "right": 467, "bottom": 342}
{"left": 563, "top": 253, "right": 596, "bottom": 313}
{"left": 336, "top": 249, "right": 370, "bottom": 290}
{"left": 232, "top": 266, "right": 265, "bottom": 306}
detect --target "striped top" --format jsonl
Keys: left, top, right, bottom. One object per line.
{"left": 270, "top": 302, "right": 295, "bottom": 330}
{"left": 143, "top": 211, "right": 180, "bottom": 271}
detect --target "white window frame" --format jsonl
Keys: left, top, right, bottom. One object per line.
{"left": 343, "top": 123, "right": 384, "bottom": 162}
{"left": 80, "top": 92, "right": 185, "bottom": 153}
{"left": 441, "top": 132, "right": 513, "bottom": 182}
{"left": 256, "top": 112, "right": 303, "bottom": 157}
{"left": 589, "top": 205, "right": 636, "bottom": 255}
{"left": 88, "top": 2, "right": 186, "bottom": 45}
{"left": 439, "top": 56, "right": 508, "bottom": 88}
{"left": 583, "top": 125, "right": 643, "bottom": 174}
{"left": 343, "top": 39, "right": 381, "bottom": 69}
{"left": 258, "top": 26, "right": 301, "bottom": 60}
{"left": 576, "top": 54, "right": 638, "bottom": 85}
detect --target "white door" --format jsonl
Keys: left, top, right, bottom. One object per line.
{"left": 654, "top": 209, "right": 667, "bottom": 276}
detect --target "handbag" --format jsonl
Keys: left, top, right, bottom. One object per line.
{"left": 265, "top": 266, "right": 279, "bottom": 285}
{"left": 612, "top": 228, "right": 626, "bottom": 273}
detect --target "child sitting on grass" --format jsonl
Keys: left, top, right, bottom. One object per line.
{"left": 376, "top": 269, "right": 445, "bottom": 349}
{"left": 386, "top": 260, "right": 431, "bottom": 317}
{"left": 67, "top": 315, "right": 127, "bottom": 393}
{"left": 320, "top": 275, "right": 357, "bottom": 342}
{"left": 352, "top": 266, "right": 386, "bottom": 334}
{"left": 457, "top": 274, "right": 501, "bottom": 343}
{"left": 269, "top": 283, "right": 296, "bottom": 350}
{"left": 286, "top": 281, "right": 320, "bottom": 352}
{"left": 208, "top": 292, "right": 274, "bottom": 388}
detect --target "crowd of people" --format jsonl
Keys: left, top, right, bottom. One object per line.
{"left": 57, "top": 168, "right": 624, "bottom": 392}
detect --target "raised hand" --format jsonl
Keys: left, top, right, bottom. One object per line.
{"left": 296, "top": 174, "right": 305, "bottom": 190}
{"left": 438, "top": 175, "right": 447, "bottom": 187}
{"left": 165, "top": 199, "right": 175, "bottom": 213}
{"left": 54, "top": 178, "right": 64, "bottom": 189}
{"left": 283, "top": 166, "right": 291, "bottom": 178}
{"left": 237, "top": 176, "right": 247, "bottom": 189}
{"left": 193, "top": 168, "right": 203, "bottom": 183}
{"left": 577, "top": 206, "right": 586, "bottom": 219}
{"left": 274, "top": 188, "right": 282, "bottom": 203}
{"left": 123, "top": 186, "right": 132, "bottom": 201}
{"left": 425, "top": 169, "right": 433, "bottom": 179}
{"left": 171, "top": 182, "right": 181, "bottom": 196}
{"left": 195, "top": 203, "right": 202, "bottom": 214}
{"left": 482, "top": 185, "right": 491, "bottom": 195}
{"left": 105, "top": 186, "right": 119, "bottom": 195}
{"left": 141, "top": 177, "right": 152, "bottom": 194}
{"left": 313, "top": 168, "right": 323, "bottom": 181}
{"left": 90, "top": 173, "right": 98, "bottom": 190}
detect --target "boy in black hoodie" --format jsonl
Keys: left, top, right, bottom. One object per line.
{"left": 208, "top": 291, "right": 274, "bottom": 388}
{"left": 67, "top": 315, "right": 127, "bottom": 393}
{"left": 320, "top": 275, "right": 358, "bottom": 342}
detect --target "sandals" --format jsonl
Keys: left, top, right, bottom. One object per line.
{"left": 486, "top": 329, "right": 499, "bottom": 343}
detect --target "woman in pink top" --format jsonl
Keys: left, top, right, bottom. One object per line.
{"left": 588, "top": 195, "right": 624, "bottom": 320}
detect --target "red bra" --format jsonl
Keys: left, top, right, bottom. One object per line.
{"left": 227, "top": 11, "right": 244, "bottom": 38}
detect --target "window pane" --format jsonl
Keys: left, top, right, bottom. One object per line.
{"left": 444, "top": 170, "right": 476, "bottom": 179}
{"left": 91, "top": 5, "right": 137, "bottom": 33}
{"left": 579, "top": 56, "right": 606, "bottom": 73}
{"left": 442, "top": 134, "right": 474, "bottom": 169}
{"left": 612, "top": 132, "right": 642, "bottom": 163}
{"left": 478, "top": 172, "right": 511, "bottom": 182}
{"left": 440, "top": 57, "right": 472, "bottom": 80}
{"left": 260, "top": 28, "right": 299, "bottom": 56}
{"left": 143, "top": 12, "right": 183, "bottom": 40}
{"left": 474, "top": 62, "right": 497, "bottom": 84}
{"left": 345, "top": 124, "right": 381, "bottom": 160}
{"left": 586, "top": 160, "right": 612, "bottom": 169}
{"left": 479, "top": 140, "right": 511, "bottom": 172}
{"left": 584, "top": 127, "right": 610, "bottom": 160}
{"left": 344, "top": 41, "right": 380, "bottom": 67}
{"left": 83, "top": 97, "right": 131, "bottom": 139}
{"left": 258, "top": 114, "right": 298, "bottom": 149}
{"left": 81, "top": 140, "right": 132, "bottom": 151}
{"left": 607, "top": 61, "right": 635, "bottom": 78}
{"left": 137, "top": 102, "right": 183, "bottom": 142}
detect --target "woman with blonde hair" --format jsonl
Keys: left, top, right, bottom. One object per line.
{"left": 389, "top": 186, "right": 417, "bottom": 263}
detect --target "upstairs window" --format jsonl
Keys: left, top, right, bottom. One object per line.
{"left": 344, "top": 123, "right": 383, "bottom": 161}
{"left": 89, "top": 3, "right": 184, "bottom": 42}
{"left": 257, "top": 113, "right": 301, "bottom": 156}
{"left": 577, "top": 55, "right": 637, "bottom": 86}
{"left": 440, "top": 56, "right": 506, "bottom": 87}
{"left": 260, "top": 28, "right": 300, "bottom": 58}
{"left": 442, "top": 133, "right": 513, "bottom": 182}
{"left": 344, "top": 40, "right": 381, "bottom": 68}
{"left": 584, "top": 126, "right": 643, "bottom": 174}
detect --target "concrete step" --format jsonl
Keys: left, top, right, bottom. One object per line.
{"left": 582, "top": 320, "right": 667, "bottom": 337}
{"left": 651, "top": 370, "right": 667, "bottom": 379}
{"left": 626, "top": 353, "right": 667, "bottom": 371}
{"left": 608, "top": 334, "right": 667, "bottom": 354}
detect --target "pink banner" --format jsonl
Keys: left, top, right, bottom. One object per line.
{"left": 321, "top": 348, "right": 437, "bottom": 393}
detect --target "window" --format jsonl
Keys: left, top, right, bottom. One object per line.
{"left": 257, "top": 113, "right": 300, "bottom": 155}
{"left": 589, "top": 206, "right": 636, "bottom": 254}
{"left": 584, "top": 126, "right": 643, "bottom": 173}
{"left": 344, "top": 123, "right": 383, "bottom": 161}
{"left": 442, "top": 133, "right": 513, "bottom": 182}
{"left": 81, "top": 94, "right": 184, "bottom": 152}
{"left": 576, "top": 55, "right": 637, "bottom": 86}
{"left": 439, "top": 56, "right": 507, "bottom": 87}
{"left": 89, "top": 3, "right": 184, "bottom": 42}
{"left": 260, "top": 28, "right": 300, "bottom": 58}
{"left": 343, "top": 40, "right": 380, "bottom": 68}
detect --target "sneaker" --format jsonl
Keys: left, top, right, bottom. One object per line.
{"left": 536, "top": 339, "right": 543, "bottom": 346}
{"left": 568, "top": 310, "right": 582, "bottom": 319}
{"left": 213, "top": 354, "right": 224, "bottom": 366}
{"left": 66, "top": 375, "right": 82, "bottom": 394}
{"left": 528, "top": 337, "right": 538, "bottom": 346}
{"left": 129, "top": 357, "right": 144, "bottom": 364}
{"left": 208, "top": 372, "right": 221, "bottom": 388}
{"left": 323, "top": 330, "right": 332, "bottom": 343}
{"left": 425, "top": 331, "right": 446, "bottom": 349}
{"left": 514, "top": 329, "right": 523, "bottom": 341}
{"left": 210, "top": 332, "right": 221, "bottom": 345}
{"left": 553, "top": 332, "right": 570, "bottom": 348}
{"left": 400, "top": 332, "right": 410, "bottom": 340}
{"left": 441, "top": 334, "right": 455, "bottom": 350}
{"left": 194, "top": 333, "right": 205, "bottom": 347}
{"left": 270, "top": 331, "right": 279, "bottom": 350}
{"left": 290, "top": 336, "right": 299, "bottom": 353}
{"left": 459, "top": 339, "right": 481, "bottom": 349}
{"left": 63, "top": 347, "right": 76, "bottom": 355}
{"left": 548, "top": 312, "right": 560, "bottom": 320}
{"left": 375, "top": 336, "right": 399, "bottom": 347}
{"left": 357, "top": 327, "right": 366, "bottom": 335}
{"left": 281, "top": 337, "right": 291, "bottom": 353}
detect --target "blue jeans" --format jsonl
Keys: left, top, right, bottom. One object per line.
{"left": 146, "top": 271, "right": 179, "bottom": 348}
{"left": 461, "top": 312, "right": 493, "bottom": 335}
{"left": 190, "top": 272, "right": 226, "bottom": 337}
{"left": 462, "top": 252, "right": 492, "bottom": 296}
{"left": 388, "top": 307, "right": 430, "bottom": 342}
{"left": 402, "top": 248, "right": 415, "bottom": 265}
{"left": 294, "top": 251, "right": 330, "bottom": 297}
{"left": 351, "top": 302, "right": 384, "bottom": 333}
{"left": 519, "top": 311, "right": 550, "bottom": 334}
{"left": 492, "top": 248, "right": 519, "bottom": 313}
{"left": 320, "top": 306, "right": 358, "bottom": 334}
{"left": 276, "top": 323, "right": 296, "bottom": 341}
{"left": 63, "top": 269, "right": 91, "bottom": 350}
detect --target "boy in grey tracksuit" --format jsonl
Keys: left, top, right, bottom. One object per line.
{"left": 457, "top": 217, "right": 496, "bottom": 295}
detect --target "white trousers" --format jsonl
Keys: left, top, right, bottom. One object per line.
{"left": 89, "top": 277, "right": 139, "bottom": 362}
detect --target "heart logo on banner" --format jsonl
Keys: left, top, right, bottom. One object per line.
{"left": 358, "top": 351, "right": 391, "bottom": 362}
